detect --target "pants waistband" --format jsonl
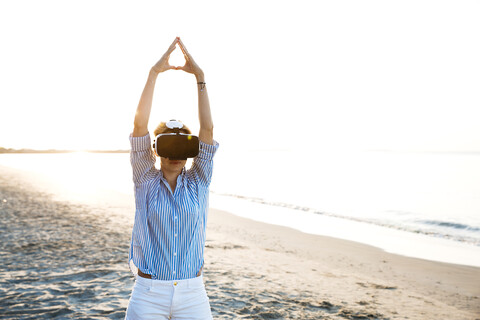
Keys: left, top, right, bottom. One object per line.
{"left": 137, "top": 265, "right": 203, "bottom": 280}
{"left": 135, "top": 274, "right": 204, "bottom": 289}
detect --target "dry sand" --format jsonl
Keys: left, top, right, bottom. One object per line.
{"left": 204, "top": 209, "right": 480, "bottom": 319}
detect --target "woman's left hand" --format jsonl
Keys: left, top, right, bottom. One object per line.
{"left": 176, "top": 38, "right": 204, "bottom": 80}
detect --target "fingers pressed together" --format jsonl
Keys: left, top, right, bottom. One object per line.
{"left": 156, "top": 36, "right": 201, "bottom": 76}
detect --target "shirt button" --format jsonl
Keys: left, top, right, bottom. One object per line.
{"left": 174, "top": 233, "right": 178, "bottom": 237}
{"left": 174, "top": 252, "right": 177, "bottom": 256}
{"left": 174, "top": 216, "right": 178, "bottom": 220}
{"left": 173, "top": 270, "right": 176, "bottom": 274}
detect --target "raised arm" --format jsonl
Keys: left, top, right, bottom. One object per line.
{"left": 132, "top": 38, "right": 178, "bottom": 137}
{"left": 177, "top": 38, "right": 214, "bottom": 145}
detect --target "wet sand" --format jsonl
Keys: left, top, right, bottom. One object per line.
{"left": 1, "top": 165, "right": 479, "bottom": 319}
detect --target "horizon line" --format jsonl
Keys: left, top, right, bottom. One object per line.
{"left": 2, "top": 146, "right": 480, "bottom": 155}
{"left": 0, "top": 147, "right": 129, "bottom": 154}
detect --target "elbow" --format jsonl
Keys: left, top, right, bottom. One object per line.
{"left": 133, "top": 117, "right": 147, "bottom": 129}
{"left": 199, "top": 127, "right": 214, "bottom": 144}
{"left": 200, "top": 121, "right": 214, "bottom": 134}
{"left": 204, "top": 124, "right": 214, "bottom": 133}
{"left": 201, "top": 125, "right": 214, "bottom": 136}
{"left": 133, "top": 121, "right": 148, "bottom": 137}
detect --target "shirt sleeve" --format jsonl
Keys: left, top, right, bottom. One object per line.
{"left": 188, "top": 140, "right": 219, "bottom": 187}
{"left": 130, "top": 133, "right": 158, "bottom": 185}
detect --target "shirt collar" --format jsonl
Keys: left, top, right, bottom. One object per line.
{"left": 159, "top": 167, "right": 186, "bottom": 189}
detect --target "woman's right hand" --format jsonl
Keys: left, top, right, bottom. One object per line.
{"left": 151, "top": 38, "right": 179, "bottom": 74}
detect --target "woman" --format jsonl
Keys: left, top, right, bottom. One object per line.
{"left": 125, "top": 37, "right": 218, "bottom": 320}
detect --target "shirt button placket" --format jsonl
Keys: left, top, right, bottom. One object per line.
{"left": 173, "top": 211, "right": 178, "bottom": 278}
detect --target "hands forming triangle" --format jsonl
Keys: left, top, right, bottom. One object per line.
{"left": 152, "top": 37, "right": 203, "bottom": 79}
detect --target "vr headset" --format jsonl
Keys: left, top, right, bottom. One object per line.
{"left": 153, "top": 120, "right": 199, "bottom": 160}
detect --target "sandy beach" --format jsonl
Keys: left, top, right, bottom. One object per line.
{"left": 205, "top": 209, "right": 480, "bottom": 319}
{"left": 1, "top": 165, "right": 479, "bottom": 319}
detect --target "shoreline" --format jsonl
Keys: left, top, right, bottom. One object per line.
{"left": 210, "top": 193, "right": 480, "bottom": 268}
{"left": 2, "top": 154, "right": 480, "bottom": 268}
{"left": 205, "top": 208, "right": 480, "bottom": 319}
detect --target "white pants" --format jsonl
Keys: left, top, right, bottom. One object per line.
{"left": 125, "top": 275, "right": 213, "bottom": 320}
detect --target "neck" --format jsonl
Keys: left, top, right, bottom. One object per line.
{"left": 162, "top": 168, "right": 182, "bottom": 192}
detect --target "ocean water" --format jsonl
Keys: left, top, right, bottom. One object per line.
{"left": 1, "top": 150, "right": 479, "bottom": 267}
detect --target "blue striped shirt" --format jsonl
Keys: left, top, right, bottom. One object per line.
{"left": 128, "top": 133, "right": 219, "bottom": 280}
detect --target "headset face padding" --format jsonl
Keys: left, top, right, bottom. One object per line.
{"left": 154, "top": 133, "right": 199, "bottom": 160}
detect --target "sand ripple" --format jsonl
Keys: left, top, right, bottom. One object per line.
{"left": 0, "top": 176, "right": 132, "bottom": 319}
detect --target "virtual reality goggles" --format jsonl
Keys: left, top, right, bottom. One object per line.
{"left": 153, "top": 120, "right": 199, "bottom": 160}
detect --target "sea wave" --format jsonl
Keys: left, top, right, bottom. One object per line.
{"left": 211, "top": 192, "right": 480, "bottom": 246}
{"left": 418, "top": 220, "right": 480, "bottom": 232}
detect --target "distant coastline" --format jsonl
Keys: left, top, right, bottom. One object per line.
{"left": 0, "top": 147, "right": 129, "bottom": 154}
{"left": 366, "top": 149, "right": 480, "bottom": 155}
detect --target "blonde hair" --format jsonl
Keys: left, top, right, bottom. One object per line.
{"left": 153, "top": 121, "right": 192, "bottom": 136}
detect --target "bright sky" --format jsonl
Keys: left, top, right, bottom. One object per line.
{"left": 1, "top": 0, "right": 479, "bottom": 152}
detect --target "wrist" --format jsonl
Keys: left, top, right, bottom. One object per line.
{"left": 150, "top": 67, "right": 160, "bottom": 77}
{"left": 195, "top": 71, "right": 205, "bottom": 82}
